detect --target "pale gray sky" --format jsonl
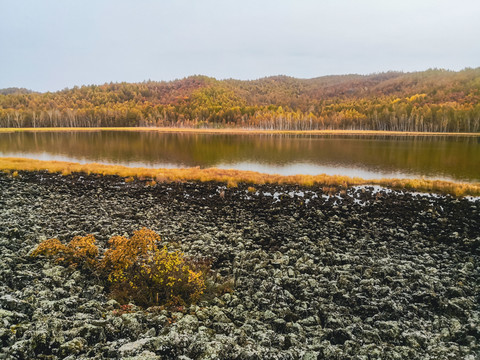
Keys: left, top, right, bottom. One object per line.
{"left": 1, "top": 0, "right": 479, "bottom": 92}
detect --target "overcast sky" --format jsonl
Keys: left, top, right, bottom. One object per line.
{"left": 1, "top": 0, "right": 479, "bottom": 92}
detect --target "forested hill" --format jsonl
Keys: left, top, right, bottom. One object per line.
{"left": 1, "top": 68, "right": 479, "bottom": 132}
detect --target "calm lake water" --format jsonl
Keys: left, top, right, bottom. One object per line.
{"left": 1, "top": 131, "right": 479, "bottom": 183}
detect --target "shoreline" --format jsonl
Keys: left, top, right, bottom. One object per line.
{"left": 1, "top": 157, "right": 480, "bottom": 197}
{"left": 1, "top": 126, "right": 480, "bottom": 137}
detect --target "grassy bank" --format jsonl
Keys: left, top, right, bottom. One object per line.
{"left": 1, "top": 157, "right": 479, "bottom": 197}
{"left": 0, "top": 127, "right": 479, "bottom": 137}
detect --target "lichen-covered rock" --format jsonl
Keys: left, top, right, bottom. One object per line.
{"left": 174, "top": 314, "right": 199, "bottom": 333}
{"left": 118, "top": 337, "right": 155, "bottom": 356}
{"left": 59, "top": 337, "right": 87, "bottom": 357}
{"left": 0, "top": 172, "right": 478, "bottom": 359}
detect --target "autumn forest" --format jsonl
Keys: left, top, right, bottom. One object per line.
{"left": 1, "top": 68, "right": 479, "bottom": 132}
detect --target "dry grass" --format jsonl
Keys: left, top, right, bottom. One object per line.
{"left": 1, "top": 157, "right": 479, "bottom": 197}
{"left": 0, "top": 127, "right": 479, "bottom": 137}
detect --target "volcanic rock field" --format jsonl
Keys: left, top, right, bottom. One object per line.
{"left": 0, "top": 171, "right": 479, "bottom": 359}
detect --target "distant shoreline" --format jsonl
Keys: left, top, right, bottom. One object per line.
{"left": 1, "top": 157, "right": 480, "bottom": 197}
{"left": 1, "top": 127, "right": 479, "bottom": 137}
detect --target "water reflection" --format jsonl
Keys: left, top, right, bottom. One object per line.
{"left": 0, "top": 131, "right": 479, "bottom": 182}
{"left": 215, "top": 162, "right": 419, "bottom": 181}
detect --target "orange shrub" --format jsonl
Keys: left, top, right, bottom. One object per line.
{"left": 31, "top": 235, "right": 98, "bottom": 270}
{"left": 31, "top": 238, "right": 69, "bottom": 259}
{"left": 31, "top": 228, "right": 207, "bottom": 308}
{"left": 101, "top": 228, "right": 206, "bottom": 307}
{"left": 66, "top": 234, "right": 98, "bottom": 269}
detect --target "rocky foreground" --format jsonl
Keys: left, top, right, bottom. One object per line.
{"left": 0, "top": 171, "right": 479, "bottom": 360}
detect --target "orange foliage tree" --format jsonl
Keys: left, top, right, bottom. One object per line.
{"left": 2, "top": 69, "right": 480, "bottom": 132}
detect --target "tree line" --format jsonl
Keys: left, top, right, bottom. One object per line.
{"left": 1, "top": 68, "right": 479, "bottom": 132}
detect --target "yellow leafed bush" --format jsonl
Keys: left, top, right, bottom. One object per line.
{"left": 31, "top": 228, "right": 207, "bottom": 307}
{"left": 31, "top": 238, "right": 69, "bottom": 259}
{"left": 101, "top": 228, "right": 206, "bottom": 307}
{"left": 67, "top": 234, "right": 98, "bottom": 269}
{"left": 31, "top": 235, "right": 98, "bottom": 270}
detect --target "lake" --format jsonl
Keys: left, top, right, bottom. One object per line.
{"left": 0, "top": 130, "right": 479, "bottom": 183}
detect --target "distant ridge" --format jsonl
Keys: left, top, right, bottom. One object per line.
{"left": 1, "top": 68, "right": 479, "bottom": 132}
{"left": 0, "top": 87, "right": 34, "bottom": 95}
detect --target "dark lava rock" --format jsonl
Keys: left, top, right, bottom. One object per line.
{"left": 0, "top": 171, "right": 479, "bottom": 359}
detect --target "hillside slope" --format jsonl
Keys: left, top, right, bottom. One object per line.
{"left": 1, "top": 68, "right": 479, "bottom": 132}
